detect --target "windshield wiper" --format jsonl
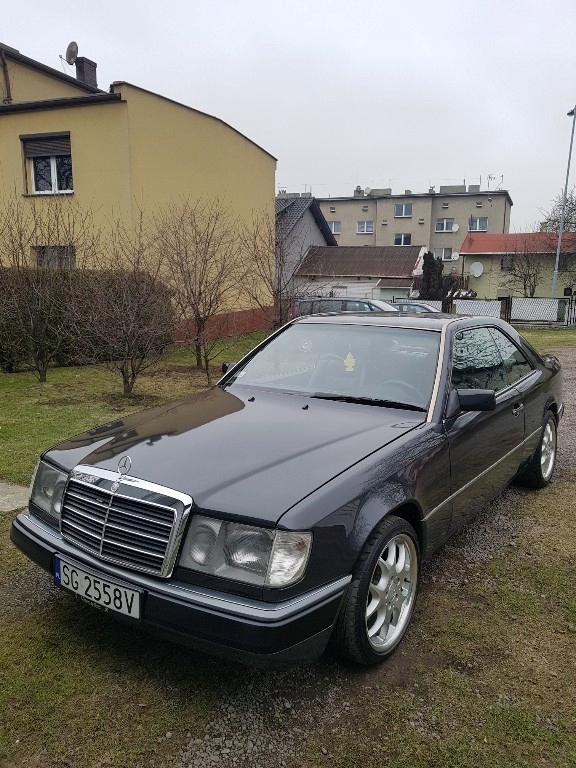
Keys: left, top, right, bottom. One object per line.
{"left": 310, "top": 392, "right": 427, "bottom": 412}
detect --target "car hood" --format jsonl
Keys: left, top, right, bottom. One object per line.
{"left": 46, "top": 386, "right": 423, "bottom": 524}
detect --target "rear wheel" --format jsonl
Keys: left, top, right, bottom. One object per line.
{"left": 334, "top": 516, "right": 420, "bottom": 665}
{"left": 518, "top": 410, "right": 557, "bottom": 488}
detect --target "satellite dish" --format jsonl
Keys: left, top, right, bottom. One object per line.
{"left": 364, "top": 187, "right": 371, "bottom": 196}
{"left": 65, "top": 41, "right": 78, "bottom": 65}
{"left": 451, "top": 252, "right": 460, "bottom": 261}
{"left": 452, "top": 223, "right": 460, "bottom": 232}
{"left": 469, "top": 261, "right": 484, "bottom": 278}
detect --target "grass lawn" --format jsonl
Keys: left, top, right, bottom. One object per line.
{"left": 0, "top": 333, "right": 267, "bottom": 486}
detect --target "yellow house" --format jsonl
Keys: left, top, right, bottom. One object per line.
{"left": 459, "top": 232, "right": 576, "bottom": 299}
{"left": 0, "top": 43, "right": 276, "bottom": 328}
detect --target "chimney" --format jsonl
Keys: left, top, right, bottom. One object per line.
{"left": 75, "top": 57, "right": 98, "bottom": 88}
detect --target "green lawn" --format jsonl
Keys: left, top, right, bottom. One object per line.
{"left": 0, "top": 333, "right": 267, "bottom": 486}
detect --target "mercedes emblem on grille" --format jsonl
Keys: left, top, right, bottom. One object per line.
{"left": 111, "top": 455, "right": 132, "bottom": 492}
{"left": 117, "top": 456, "right": 132, "bottom": 476}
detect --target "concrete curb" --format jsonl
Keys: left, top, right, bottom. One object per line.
{"left": 0, "top": 483, "right": 29, "bottom": 513}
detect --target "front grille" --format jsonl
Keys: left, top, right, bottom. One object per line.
{"left": 61, "top": 478, "right": 178, "bottom": 576}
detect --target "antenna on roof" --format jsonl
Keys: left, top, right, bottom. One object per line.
{"left": 65, "top": 41, "right": 78, "bottom": 65}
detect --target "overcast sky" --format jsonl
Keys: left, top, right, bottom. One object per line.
{"left": 4, "top": 0, "right": 576, "bottom": 229}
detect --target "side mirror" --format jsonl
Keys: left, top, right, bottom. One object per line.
{"left": 445, "top": 388, "right": 496, "bottom": 419}
{"left": 221, "top": 361, "right": 237, "bottom": 374}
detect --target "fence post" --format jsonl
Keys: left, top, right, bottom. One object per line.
{"left": 499, "top": 296, "right": 512, "bottom": 323}
{"left": 441, "top": 297, "right": 454, "bottom": 313}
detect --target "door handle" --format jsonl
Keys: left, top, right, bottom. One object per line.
{"left": 512, "top": 403, "right": 524, "bottom": 417}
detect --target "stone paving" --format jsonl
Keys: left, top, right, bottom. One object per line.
{"left": 0, "top": 482, "right": 29, "bottom": 512}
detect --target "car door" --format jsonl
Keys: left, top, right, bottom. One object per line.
{"left": 445, "top": 326, "right": 526, "bottom": 531}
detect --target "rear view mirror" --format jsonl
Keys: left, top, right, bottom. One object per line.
{"left": 445, "top": 388, "right": 496, "bottom": 419}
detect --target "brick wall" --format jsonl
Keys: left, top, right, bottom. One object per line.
{"left": 175, "top": 306, "right": 274, "bottom": 343}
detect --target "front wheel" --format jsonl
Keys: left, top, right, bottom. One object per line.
{"left": 333, "top": 516, "right": 420, "bottom": 665}
{"left": 518, "top": 410, "right": 557, "bottom": 488}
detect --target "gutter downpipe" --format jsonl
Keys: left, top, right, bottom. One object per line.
{"left": 0, "top": 48, "right": 13, "bottom": 103}
{"left": 551, "top": 106, "right": 576, "bottom": 298}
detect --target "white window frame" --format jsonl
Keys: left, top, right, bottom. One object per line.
{"left": 435, "top": 218, "right": 454, "bottom": 232}
{"left": 329, "top": 221, "right": 341, "bottom": 235}
{"left": 394, "top": 233, "right": 412, "bottom": 246}
{"left": 30, "top": 155, "right": 74, "bottom": 195}
{"left": 357, "top": 220, "right": 374, "bottom": 234}
{"left": 434, "top": 247, "right": 453, "bottom": 261}
{"left": 394, "top": 203, "right": 413, "bottom": 218}
{"left": 469, "top": 217, "right": 488, "bottom": 232}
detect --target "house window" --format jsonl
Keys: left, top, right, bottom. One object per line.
{"left": 394, "top": 233, "right": 412, "bottom": 246}
{"left": 21, "top": 132, "right": 73, "bottom": 194}
{"left": 435, "top": 218, "right": 454, "bottom": 232}
{"left": 394, "top": 203, "right": 412, "bottom": 217}
{"left": 434, "top": 247, "right": 453, "bottom": 261}
{"left": 469, "top": 217, "right": 488, "bottom": 231}
{"left": 34, "top": 245, "right": 76, "bottom": 269}
{"left": 500, "top": 255, "right": 514, "bottom": 272}
{"left": 357, "top": 221, "right": 374, "bottom": 234}
{"left": 329, "top": 221, "right": 341, "bottom": 235}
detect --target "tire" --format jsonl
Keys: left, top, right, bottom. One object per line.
{"left": 333, "top": 515, "right": 420, "bottom": 665}
{"left": 518, "top": 410, "right": 557, "bottom": 489}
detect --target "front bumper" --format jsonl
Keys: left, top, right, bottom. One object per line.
{"left": 10, "top": 511, "right": 350, "bottom": 667}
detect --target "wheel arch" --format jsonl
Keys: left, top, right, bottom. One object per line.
{"left": 349, "top": 498, "right": 424, "bottom": 571}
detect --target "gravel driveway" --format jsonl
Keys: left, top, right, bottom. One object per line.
{"left": 176, "top": 347, "right": 575, "bottom": 768}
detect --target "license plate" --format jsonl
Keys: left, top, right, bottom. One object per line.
{"left": 54, "top": 556, "right": 141, "bottom": 619}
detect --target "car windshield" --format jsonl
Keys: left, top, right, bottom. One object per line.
{"left": 225, "top": 323, "right": 441, "bottom": 410}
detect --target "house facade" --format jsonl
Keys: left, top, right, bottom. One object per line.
{"left": 293, "top": 245, "right": 426, "bottom": 302}
{"left": 0, "top": 43, "right": 276, "bottom": 322}
{"left": 459, "top": 232, "right": 576, "bottom": 299}
{"left": 317, "top": 185, "right": 512, "bottom": 262}
{"left": 275, "top": 193, "right": 337, "bottom": 295}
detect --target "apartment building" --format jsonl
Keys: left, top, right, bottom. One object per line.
{"left": 317, "top": 185, "right": 513, "bottom": 263}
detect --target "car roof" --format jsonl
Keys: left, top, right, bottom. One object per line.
{"left": 296, "top": 296, "right": 386, "bottom": 303}
{"left": 292, "top": 312, "right": 513, "bottom": 333}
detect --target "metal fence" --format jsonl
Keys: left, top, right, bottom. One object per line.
{"left": 426, "top": 297, "right": 576, "bottom": 325}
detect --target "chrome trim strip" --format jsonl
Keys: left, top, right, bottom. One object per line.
{"left": 426, "top": 325, "right": 448, "bottom": 423}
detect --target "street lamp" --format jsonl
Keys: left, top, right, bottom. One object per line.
{"left": 551, "top": 106, "right": 576, "bottom": 298}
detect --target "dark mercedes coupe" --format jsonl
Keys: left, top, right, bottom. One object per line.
{"left": 11, "top": 314, "right": 563, "bottom": 666}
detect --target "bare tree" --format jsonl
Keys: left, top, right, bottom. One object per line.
{"left": 83, "top": 209, "right": 175, "bottom": 395}
{"left": 540, "top": 187, "right": 576, "bottom": 233}
{"left": 0, "top": 193, "right": 101, "bottom": 381}
{"left": 501, "top": 237, "right": 544, "bottom": 298}
{"left": 156, "top": 197, "right": 242, "bottom": 382}
{"left": 540, "top": 190, "right": 576, "bottom": 287}
{"left": 239, "top": 207, "right": 326, "bottom": 330}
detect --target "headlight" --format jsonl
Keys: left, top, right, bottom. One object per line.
{"left": 179, "top": 515, "right": 312, "bottom": 588}
{"left": 29, "top": 459, "right": 68, "bottom": 525}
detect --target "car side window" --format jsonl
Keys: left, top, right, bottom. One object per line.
{"left": 488, "top": 328, "right": 533, "bottom": 385}
{"left": 451, "top": 327, "right": 508, "bottom": 391}
{"left": 316, "top": 299, "right": 341, "bottom": 312}
{"left": 345, "top": 300, "right": 371, "bottom": 311}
